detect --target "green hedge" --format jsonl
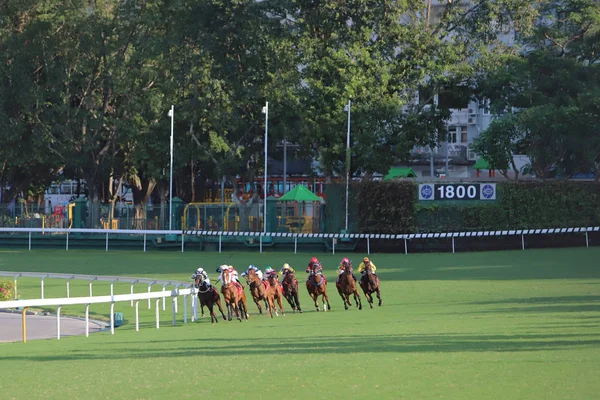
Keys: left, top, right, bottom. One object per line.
{"left": 325, "top": 180, "right": 600, "bottom": 233}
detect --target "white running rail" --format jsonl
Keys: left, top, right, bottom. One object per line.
{"left": 0, "top": 271, "right": 200, "bottom": 341}
{"left": 0, "top": 226, "right": 598, "bottom": 254}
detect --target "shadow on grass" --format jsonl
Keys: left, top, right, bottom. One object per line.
{"left": 469, "top": 295, "right": 600, "bottom": 306}
{"left": 3, "top": 332, "right": 600, "bottom": 362}
{"left": 458, "top": 295, "right": 600, "bottom": 315}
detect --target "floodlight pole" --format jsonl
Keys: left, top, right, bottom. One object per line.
{"left": 263, "top": 102, "right": 269, "bottom": 234}
{"left": 345, "top": 100, "right": 351, "bottom": 231}
{"left": 168, "top": 105, "right": 174, "bottom": 231}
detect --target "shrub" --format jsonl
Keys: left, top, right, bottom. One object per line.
{"left": 0, "top": 280, "right": 16, "bottom": 301}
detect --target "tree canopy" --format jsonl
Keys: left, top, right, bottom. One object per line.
{"left": 4, "top": 0, "right": 595, "bottom": 205}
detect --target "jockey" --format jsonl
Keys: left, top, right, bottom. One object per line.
{"left": 306, "top": 257, "right": 321, "bottom": 274}
{"left": 192, "top": 267, "right": 210, "bottom": 285}
{"left": 264, "top": 266, "right": 277, "bottom": 280}
{"left": 336, "top": 257, "right": 356, "bottom": 284}
{"left": 241, "top": 264, "right": 263, "bottom": 280}
{"left": 216, "top": 265, "right": 243, "bottom": 288}
{"left": 280, "top": 263, "right": 295, "bottom": 277}
{"left": 358, "top": 257, "right": 377, "bottom": 284}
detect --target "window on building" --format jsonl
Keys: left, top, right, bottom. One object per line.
{"left": 447, "top": 126, "right": 458, "bottom": 143}
{"left": 461, "top": 128, "right": 468, "bottom": 143}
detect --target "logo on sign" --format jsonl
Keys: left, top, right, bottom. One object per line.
{"left": 420, "top": 184, "right": 433, "bottom": 200}
{"left": 481, "top": 184, "right": 495, "bottom": 199}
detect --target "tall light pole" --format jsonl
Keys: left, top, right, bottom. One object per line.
{"left": 262, "top": 102, "right": 269, "bottom": 234}
{"left": 344, "top": 100, "right": 351, "bottom": 231}
{"left": 167, "top": 105, "right": 174, "bottom": 231}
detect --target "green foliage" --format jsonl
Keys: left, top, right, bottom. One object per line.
{"left": 477, "top": 0, "right": 600, "bottom": 180}
{"left": 0, "top": 280, "right": 15, "bottom": 300}
{"left": 356, "top": 180, "right": 417, "bottom": 233}
{"left": 348, "top": 181, "right": 600, "bottom": 233}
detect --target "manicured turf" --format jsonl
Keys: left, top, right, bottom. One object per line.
{"left": 1, "top": 248, "right": 600, "bottom": 400}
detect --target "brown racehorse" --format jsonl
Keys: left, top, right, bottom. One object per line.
{"left": 193, "top": 275, "right": 227, "bottom": 323}
{"left": 281, "top": 270, "right": 302, "bottom": 313}
{"left": 266, "top": 272, "right": 285, "bottom": 316}
{"left": 305, "top": 265, "right": 331, "bottom": 312}
{"left": 359, "top": 265, "right": 382, "bottom": 308}
{"left": 246, "top": 269, "right": 275, "bottom": 318}
{"left": 221, "top": 268, "right": 249, "bottom": 321}
{"left": 336, "top": 265, "right": 362, "bottom": 310}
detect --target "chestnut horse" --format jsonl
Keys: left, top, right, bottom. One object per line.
{"left": 266, "top": 272, "right": 285, "bottom": 316}
{"left": 281, "top": 270, "right": 302, "bottom": 313}
{"left": 305, "top": 266, "right": 331, "bottom": 312}
{"left": 336, "top": 265, "right": 362, "bottom": 310}
{"left": 246, "top": 269, "right": 275, "bottom": 317}
{"left": 221, "top": 268, "right": 249, "bottom": 321}
{"left": 193, "top": 275, "right": 227, "bottom": 323}
{"left": 359, "top": 265, "right": 382, "bottom": 308}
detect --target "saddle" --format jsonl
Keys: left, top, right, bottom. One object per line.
{"left": 262, "top": 280, "right": 270, "bottom": 291}
{"left": 233, "top": 281, "right": 244, "bottom": 296}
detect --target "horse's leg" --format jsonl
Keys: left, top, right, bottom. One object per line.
{"left": 277, "top": 293, "right": 285, "bottom": 316}
{"left": 337, "top": 286, "right": 348, "bottom": 310}
{"left": 308, "top": 290, "right": 319, "bottom": 311}
{"left": 268, "top": 294, "right": 275, "bottom": 318}
{"left": 241, "top": 294, "right": 249, "bottom": 320}
{"left": 376, "top": 287, "right": 382, "bottom": 306}
{"left": 323, "top": 289, "right": 331, "bottom": 311}
{"left": 207, "top": 302, "right": 217, "bottom": 324}
{"left": 254, "top": 296, "right": 263, "bottom": 314}
{"left": 215, "top": 298, "right": 227, "bottom": 320}
{"left": 354, "top": 288, "right": 362, "bottom": 310}
{"left": 294, "top": 288, "right": 302, "bottom": 313}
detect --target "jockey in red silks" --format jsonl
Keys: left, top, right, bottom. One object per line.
{"left": 305, "top": 257, "right": 324, "bottom": 284}
{"left": 336, "top": 257, "right": 356, "bottom": 285}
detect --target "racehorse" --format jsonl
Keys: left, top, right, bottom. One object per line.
{"left": 281, "top": 270, "right": 302, "bottom": 313}
{"left": 266, "top": 272, "right": 285, "bottom": 316}
{"left": 336, "top": 264, "right": 362, "bottom": 310}
{"left": 221, "top": 268, "right": 249, "bottom": 321}
{"left": 305, "top": 265, "right": 331, "bottom": 312}
{"left": 193, "top": 275, "right": 227, "bottom": 323}
{"left": 359, "top": 264, "right": 382, "bottom": 308}
{"left": 246, "top": 269, "right": 275, "bottom": 317}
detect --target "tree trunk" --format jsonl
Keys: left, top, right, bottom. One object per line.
{"left": 131, "top": 177, "right": 157, "bottom": 229}
{"left": 190, "top": 159, "right": 196, "bottom": 202}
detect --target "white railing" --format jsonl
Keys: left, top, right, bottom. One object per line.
{"left": 0, "top": 226, "right": 598, "bottom": 254}
{"left": 0, "top": 271, "right": 200, "bottom": 341}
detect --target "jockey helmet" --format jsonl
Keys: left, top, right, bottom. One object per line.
{"left": 283, "top": 263, "right": 290, "bottom": 269}
{"left": 196, "top": 267, "right": 205, "bottom": 274}
{"left": 341, "top": 257, "right": 349, "bottom": 265}
{"left": 363, "top": 257, "right": 370, "bottom": 263}
{"left": 265, "top": 266, "right": 273, "bottom": 273}
{"left": 311, "top": 257, "right": 318, "bottom": 264}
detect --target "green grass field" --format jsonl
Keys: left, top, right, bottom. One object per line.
{"left": 1, "top": 248, "right": 600, "bottom": 400}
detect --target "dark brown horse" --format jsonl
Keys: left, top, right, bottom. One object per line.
{"left": 359, "top": 265, "right": 382, "bottom": 308}
{"left": 246, "top": 269, "right": 275, "bottom": 317}
{"left": 221, "top": 268, "right": 249, "bottom": 321}
{"left": 305, "top": 265, "right": 331, "bottom": 312}
{"left": 193, "top": 275, "right": 227, "bottom": 323}
{"left": 281, "top": 270, "right": 302, "bottom": 313}
{"left": 266, "top": 272, "right": 285, "bottom": 316}
{"left": 336, "top": 265, "right": 362, "bottom": 310}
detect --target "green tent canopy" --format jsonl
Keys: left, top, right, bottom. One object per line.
{"left": 278, "top": 185, "right": 321, "bottom": 202}
{"left": 383, "top": 167, "right": 417, "bottom": 180}
{"left": 473, "top": 158, "right": 491, "bottom": 170}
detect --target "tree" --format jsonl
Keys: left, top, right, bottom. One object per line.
{"left": 476, "top": 0, "right": 600, "bottom": 180}
{"left": 471, "top": 115, "right": 522, "bottom": 180}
